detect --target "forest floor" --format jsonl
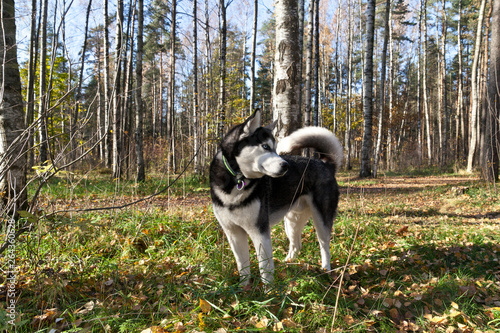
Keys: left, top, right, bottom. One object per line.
{"left": 2, "top": 170, "right": 500, "bottom": 332}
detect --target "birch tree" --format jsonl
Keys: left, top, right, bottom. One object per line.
{"left": 304, "top": 0, "right": 314, "bottom": 127}
{"left": 218, "top": 0, "right": 226, "bottom": 137}
{"left": 103, "top": 0, "right": 111, "bottom": 167}
{"left": 0, "top": 0, "right": 27, "bottom": 212}
{"left": 360, "top": 0, "right": 376, "bottom": 177}
{"left": 25, "top": 0, "right": 37, "bottom": 168}
{"left": 373, "top": 0, "right": 391, "bottom": 177}
{"left": 135, "top": 0, "right": 145, "bottom": 182}
{"left": 249, "top": 0, "right": 258, "bottom": 112}
{"left": 112, "top": 0, "right": 124, "bottom": 179}
{"left": 38, "top": 0, "right": 49, "bottom": 165}
{"left": 467, "top": 0, "right": 488, "bottom": 172}
{"left": 192, "top": 0, "right": 199, "bottom": 172}
{"left": 273, "top": 0, "right": 301, "bottom": 139}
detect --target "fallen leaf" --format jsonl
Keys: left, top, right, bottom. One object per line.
{"left": 255, "top": 317, "right": 269, "bottom": 328}
{"left": 344, "top": 315, "right": 355, "bottom": 325}
{"left": 199, "top": 299, "right": 211, "bottom": 314}
{"left": 396, "top": 226, "right": 408, "bottom": 235}
{"left": 389, "top": 308, "right": 399, "bottom": 320}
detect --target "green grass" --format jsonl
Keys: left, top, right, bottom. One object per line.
{"left": 2, "top": 172, "right": 500, "bottom": 332}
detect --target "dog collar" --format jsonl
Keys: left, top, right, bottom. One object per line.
{"left": 222, "top": 155, "right": 246, "bottom": 190}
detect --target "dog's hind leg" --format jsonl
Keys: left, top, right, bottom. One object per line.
{"left": 284, "top": 200, "right": 311, "bottom": 262}
{"left": 221, "top": 224, "right": 252, "bottom": 284}
{"left": 311, "top": 211, "right": 334, "bottom": 271}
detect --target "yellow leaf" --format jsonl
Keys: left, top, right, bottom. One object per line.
{"left": 450, "top": 301, "right": 459, "bottom": 310}
{"left": 199, "top": 298, "right": 211, "bottom": 314}
{"left": 344, "top": 315, "right": 355, "bottom": 325}
{"left": 255, "top": 317, "right": 269, "bottom": 328}
{"left": 198, "top": 312, "right": 205, "bottom": 329}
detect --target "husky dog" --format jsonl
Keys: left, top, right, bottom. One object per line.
{"left": 210, "top": 110, "right": 343, "bottom": 285}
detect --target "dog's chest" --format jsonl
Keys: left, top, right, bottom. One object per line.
{"left": 213, "top": 199, "right": 261, "bottom": 229}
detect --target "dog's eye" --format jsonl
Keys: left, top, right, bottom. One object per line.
{"left": 262, "top": 144, "right": 271, "bottom": 151}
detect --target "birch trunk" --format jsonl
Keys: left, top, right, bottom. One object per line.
{"left": 439, "top": 0, "right": 448, "bottom": 165}
{"left": 359, "top": 0, "right": 376, "bottom": 178}
{"left": 422, "top": 0, "right": 432, "bottom": 164}
{"left": 373, "top": 0, "right": 390, "bottom": 177}
{"left": 135, "top": 0, "right": 145, "bottom": 182}
{"left": 304, "top": 0, "right": 314, "bottom": 127}
{"left": 313, "top": 0, "right": 320, "bottom": 126}
{"left": 0, "top": 0, "right": 28, "bottom": 211}
{"left": 466, "top": 0, "right": 487, "bottom": 172}
{"left": 218, "top": 0, "right": 226, "bottom": 137}
{"left": 103, "top": 0, "right": 111, "bottom": 167}
{"left": 273, "top": 0, "right": 301, "bottom": 139}
{"left": 456, "top": 0, "right": 464, "bottom": 163}
{"left": 345, "top": 0, "right": 353, "bottom": 170}
{"left": 192, "top": 0, "right": 199, "bottom": 172}
{"left": 38, "top": 0, "right": 48, "bottom": 164}
{"left": 112, "top": 0, "right": 124, "bottom": 178}
{"left": 249, "top": 0, "right": 257, "bottom": 112}
{"left": 25, "top": 0, "right": 37, "bottom": 168}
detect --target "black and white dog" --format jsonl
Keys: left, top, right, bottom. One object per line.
{"left": 210, "top": 110, "right": 343, "bottom": 285}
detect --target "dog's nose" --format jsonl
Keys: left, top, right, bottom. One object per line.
{"left": 281, "top": 161, "right": 289, "bottom": 172}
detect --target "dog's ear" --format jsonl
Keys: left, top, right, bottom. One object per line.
{"left": 264, "top": 120, "right": 278, "bottom": 131}
{"left": 240, "top": 109, "right": 261, "bottom": 138}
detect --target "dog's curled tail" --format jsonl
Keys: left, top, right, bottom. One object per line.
{"left": 277, "top": 127, "right": 343, "bottom": 169}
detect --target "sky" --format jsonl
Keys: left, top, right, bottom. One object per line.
{"left": 15, "top": 0, "right": 277, "bottom": 66}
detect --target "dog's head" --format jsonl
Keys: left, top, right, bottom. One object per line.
{"left": 220, "top": 110, "right": 289, "bottom": 179}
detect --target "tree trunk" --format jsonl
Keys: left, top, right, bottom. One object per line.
{"left": 249, "top": 0, "right": 258, "bottom": 112}
{"left": 112, "top": 0, "right": 124, "bottom": 179}
{"left": 345, "top": 0, "right": 353, "bottom": 170}
{"left": 304, "top": 0, "right": 314, "bottom": 127}
{"left": 467, "top": 0, "right": 487, "bottom": 172}
{"left": 456, "top": 0, "right": 464, "bottom": 164}
{"left": 72, "top": 0, "right": 92, "bottom": 165}
{"left": 422, "top": 0, "right": 432, "bottom": 164}
{"left": 25, "top": 0, "right": 37, "bottom": 169}
{"left": 103, "top": 0, "right": 111, "bottom": 168}
{"left": 480, "top": 0, "right": 493, "bottom": 174}
{"left": 0, "top": 0, "right": 28, "bottom": 212}
{"left": 313, "top": 0, "right": 320, "bottom": 126}
{"left": 332, "top": 5, "right": 340, "bottom": 133}
{"left": 192, "top": 0, "right": 199, "bottom": 172}
{"left": 273, "top": 0, "right": 301, "bottom": 139}
{"left": 373, "top": 0, "right": 391, "bottom": 178}
{"left": 359, "top": 0, "right": 376, "bottom": 178}
{"left": 298, "top": 0, "right": 305, "bottom": 116}
{"left": 484, "top": 0, "right": 499, "bottom": 181}
{"left": 218, "top": 0, "right": 226, "bottom": 138}
{"left": 387, "top": 3, "right": 394, "bottom": 170}
{"left": 38, "top": 0, "right": 48, "bottom": 164}
{"left": 439, "top": 0, "right": 448, "bottom": 166}
{"left": 135, "top": 0, "right": 145, "bottom": 182}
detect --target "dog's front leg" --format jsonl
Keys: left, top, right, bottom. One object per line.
{"left": 221, "top": 224, "right": 252, "bottom": 285}
{"left": 248, "top": 230, "right": 274, "bottom": 285}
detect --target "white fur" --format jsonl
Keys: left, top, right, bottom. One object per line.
{"left": 236, "top": 139, "right": 288, "bottom": 179}
{"left": 277, "top": 127, "right": 343, "bottom": 168}
{"left": 213, "top": 200, "right": 275, "bottom": 284}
